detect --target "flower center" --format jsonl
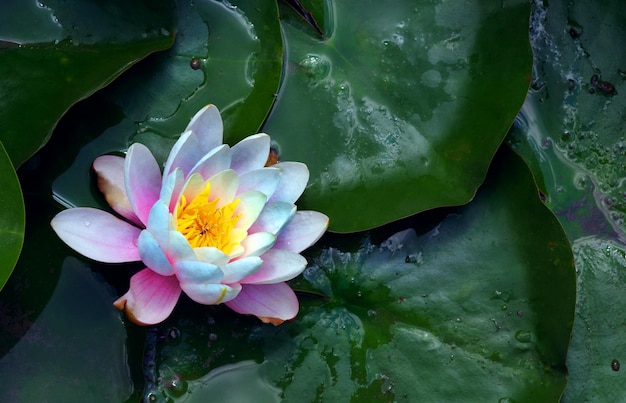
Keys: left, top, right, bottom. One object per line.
{"left": 176, "top": 182, "right": 245, "bottom": 254}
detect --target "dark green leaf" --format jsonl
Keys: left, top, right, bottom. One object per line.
{"left": 0, "top": 0, "right": 176, "bottom": 167}
{"left": 0, "top": 141, "right": 24, "bottom": 291}
{"left": 148, "top": 148, "right": 575, "bottom": 401}
{"left": 264, "top": 0, "right": 532, "bottom": 232}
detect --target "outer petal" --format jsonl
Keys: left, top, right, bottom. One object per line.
{"left": 145, "top": 200, "right": 171, "bottom": 247}
{"left": 161, "top": 168, "right": 184, "bottom": 211}
{"left": 225, "top": 282, "right": 299, "bottom": 325}
{"left": 237, "top": 167, "right": 281, "bottom": 199}
{"left": 125, "top": 143, "right": 162, "bottom": 226}
{"left": 138, "top": 230, "right": 175, "bottom": 276}
{"left": 248, "top": 202, "right": 296, "bottom": 235}
{"left": 174, "top": 259, "right": 224, "bottom": 284}
{"left": 51, "top": 208, "right": 140, "bottom": 263}
{"left": 113, "top": 268, "right": 181, "bottom": 325}
{"left": 184, "top": 104, "right": 223, "bottom": 152}
{"left": 240, "top": 249, "right": 307, "bottom": 284}
{"left": 93, "top": 155, "right": 141, "bottom": 225}
{"left": 230, "top": 133, "right": 270, "bottom": 174}
{"left": 163, "top": 131, "right": 204, "bottom": 177}
{"left": 181, "top": 282, "right": 241, "bottom": 305}
{"left": 269, "top": 162, "right": 309, "bottom": 203}
{"left": 273, "top": 211, "right": 329, "bottom": 253}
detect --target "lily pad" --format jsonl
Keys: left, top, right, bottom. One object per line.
{"left": 147, "top": 148, "right": 575, "bottom": 401}
{"left": 0, "top": 0, "right": 176, "bottom": 168}
{"left": 0, "top": 142, "right": 23, "bottom": 292}
{"left": 263, "top": 0, "right": 533, "bottom": 232}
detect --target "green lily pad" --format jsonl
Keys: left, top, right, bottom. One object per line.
{"left": 0, "top": 0, "right": 176, "bottom": 168}
{"left": 147, "top": 148, "right": 575, "bottom": 401}
{"left": 263, "top": 0, "right": 532, "bottom": 232}
{"left": 0, "top": 142, "right": 24, "bottom": 292}
{"left": 562, "top": 237, "right": 626, "bottom": 402}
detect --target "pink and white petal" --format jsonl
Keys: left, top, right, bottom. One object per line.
{"left": 164, "top": 131, "right": 204, "bottom": 177}
{"left": 113, "top": 268, "right": 181, "bottom": 325}
{"left": 194, "top": 246, "right": 230, "bottom": 265}
{"left": 125, "top": 143, "right": 162, "bottom": 226}
{"left": 268, "top": 162, "right": 309, "bottom": 203}
{"left": 225, "top": 282, "right": 299, "bottom": 325}
{"left": 233, "top": 190, "right": 267, "bottom": 230}
{"left": 240, "top": 232, "right": 276, "bottom": 258}
{"left": 237, "top": 167, "right": 281, "bottom": 199}
{"left": 161, "top": 168, "right": 184, "bottom": 211}
{"left": 51, "top": 208, "right": 141, "bottom": 263}
{"left": 273, "top": 211, "right": 329, "bottom": 253}
{"left": 206, "top": 169, "right": 239, "bottom": 206}
{"left": 181, "top": 282, "right": 241, "bottom": 305}
{"left": 221, "top": 256, "right": 262, "bottom": 284}
{"left": 93, "top": 155, "right": 141, "bottom": 225}
{"left": 248, "top": 202, "right": 296, "bottom": 235}
{"left": 230, "top": 133, "right": 270, "bottom": 174}
{"left": 174, "top": 259, "right": 224, "bottom": 284}
{"left": 240, "top": 249, "right": 307, "bottom": 284}
{"left": 188, "top": 144, "right": 232, "bottom": 181}
{"left": 138, "top": 230, "right": 174, "bottom": 276}
{"left": 184, "top": 104, "right": 223, "bottom": 152}
{"left": 145, "top": 200, "right": 171, "bottom": 247}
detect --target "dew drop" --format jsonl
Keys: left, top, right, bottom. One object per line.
{"left": 168, "top": 327, "right": 181, "bottom": 340}
{"left": 514, "top": 330, "right": 532, "bottom": 343}
{"left": 612, "top": 359, "right": 620, "bottom": 371}
{"left": 84, "top": 221, "right": 90, "bottom": 227}
{"left": 209, "top": 333, "right": 218, "bottom": 341}
{"left": 190, "top": 57, "right": 201, "bottom": 70}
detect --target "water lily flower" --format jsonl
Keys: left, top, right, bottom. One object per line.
{"left": 51, "top": 105, "right": 329, "bottom": 326}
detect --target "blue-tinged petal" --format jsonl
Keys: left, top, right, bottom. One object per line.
{"left": 194, "top": 246, "right": 230, "bottom": 265}
{"left": 269, "top": 162, "right": 309, "bottom": 203}
{"left": 221, "top": 256, "right": 262, "bottom": 284}
{"left": 234, "top": 190, "right": 267, "bottom": 230}
{"left": 206, "top": 169, "right": 239, "bottom": 206}
{"left": 125, "top": 143, "right": 162, "bottom": 226}
{"left": 93, "top": 155, "right": 141, "bottom": 226}
{"left": 184, "top": 104, "right": 223, "bottom": 152}
{"left": 225, "top": 282, "right": 298, "bottom": 325}
{"left": 181, "top": 282, "right": 241, "bottom": 305}
{"left": 230, "top": 133, "right": 270, "bottom": 174}
{"left": 240, "top": 232, "right": 275, "bottom": 257}
{"left": 241, "top": 249, "right": 307, "bottom": 284}
{"left": 237, "top": 167, "right": 281, "bottom": 199}
{"left": 274, "top": 211, "right": 329, "bottom": 253}
{"left": 167, "top": 230, "right": 197, "bottom": 262}
{"left": 160, "top": 168, "right": 184, "bottom": 210}
{"left": 51, "top": 208, "right": 141, "bottom": 263}
{"left": 114, "top": 268, "right": 181, "bottom": 325}
{"left": 188, "top": 144, "right": 232, "bottom": 181}
{"left": 138, "top": 230, "right": 175, "bottom": 276}
{"left": 248, "top": 202, "right": 296, "bottom": 235}
{"left": 174, "top": 259, "right": 223, "bottom": 284}
{"left": 146, "top": 200, "right": 171, "bottom": 247}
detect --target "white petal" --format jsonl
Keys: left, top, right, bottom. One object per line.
{"left": 205, "top": 169, "right": 239, "bottom": 206}
{"left": 234, "top": 190, "right": 267, "bottom": 230}
{"left": 237, "top": 167, "right": 281, "bottom": 199}
{"left": 188, "top": 144, "right": 232, "bottom": 181}
{"left": 248, "top": 202, "right": 296, "bottom": 235}
{"left": 273, "top": 211, "right": 329, "bottom": 253}
{"left": 269, "top": 162, "right": 309, "bottom": 203}
{"left": 240, "top": 232, "right": 276, "bottom": 257}
{"left": 182, "top": 282, "right": 241, "bottom": 305}
{"left": 194, "top": 247, "right": 230, "bottom": 265}
{"left": 163, "top": 130, "right": 204, "bottom": 177}
{"left": 174, "top": 259, "right": 224, "bottom": 284}
{"left": 137, "top": 230, "right": 174, "bottom": 276}
{"left": 230, "top": 133, "right": 270, "bottom": 174}
{"left": 241, "top": 249, "right": 307, "bottom": 284}
{"left": 222, "top": 256, "right": 263, "bottom": 284}
{"left": 184, "top": 104, "right": 223, "bottom": 152}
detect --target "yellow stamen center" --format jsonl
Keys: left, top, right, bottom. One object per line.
{"left": 176, "top": 182, "right": 245, "bottom": 255}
